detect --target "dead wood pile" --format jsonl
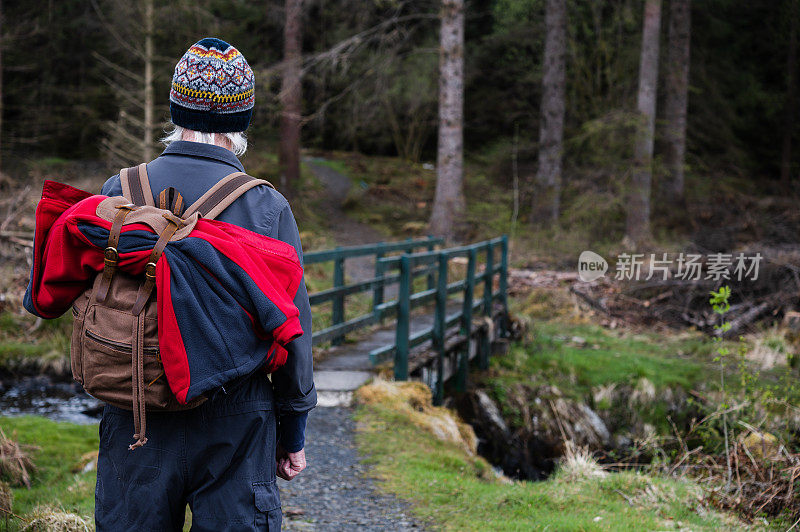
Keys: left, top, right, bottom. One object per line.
{"left": 510, "top": 247, "right": 800, "bottom": 336}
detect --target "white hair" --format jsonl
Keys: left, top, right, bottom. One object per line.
{"left": 161, "top": 124, "right": 248, "bottom": 157}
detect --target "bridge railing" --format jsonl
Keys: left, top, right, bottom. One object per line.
{"left": 368, "top": 235, "right": 509, "bottom": 403}
{"left": 304, "top": 236, "right": 442, "bottom": 346}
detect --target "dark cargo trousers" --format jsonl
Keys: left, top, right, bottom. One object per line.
{"left": 94, "top": 374, "right": 282, "bottom": 531}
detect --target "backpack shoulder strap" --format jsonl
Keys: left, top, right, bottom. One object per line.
{"left": 183, "top": 172, "right": 276, "bottom": 220}
{"left": 120, "top": 163, "right": 155, "bottom": 206}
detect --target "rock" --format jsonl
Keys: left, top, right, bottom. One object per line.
{"left": 473, "top": 390, "right": 510, "bottom": 439}
{"left": 569, "top": 336, "right": 587, "bottom": 347}
{"left": 575, "top": 404, "right": 611, "bottom": 446}
{"left": 614, "top": 434, "right": 632, "bottom": 449}
{"left": 740, "top": 431, "right": 782, "bottom": 462}
{"left": 548, "top": 398, "right": 610, "bottom": 448}
{"left": 72, "top": 451, "right": 98, "bottom": 474}
{"left": 629, "top": 378, "right": 657, "bottom": 407}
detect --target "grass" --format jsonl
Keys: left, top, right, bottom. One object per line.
{"left": 0, "top": 418, "right": 203, "bottom": 531}
{"left": 0, "top": 312, "right": 72, "bottom": 374}
{"left": 0, "top": 417, "right": 97, "bottom": 528}
{"left": 496, "top": 320, "right": 713, "bottom": 396}
{"left": 354, "top": 382, "right": 750, "bottom": 531}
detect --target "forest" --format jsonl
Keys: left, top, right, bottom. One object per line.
{"left": 0, "top": 0, "right": 799, "bottom": 530}
{"left": 1, "top": 0, "right": 797, "bottom": 247}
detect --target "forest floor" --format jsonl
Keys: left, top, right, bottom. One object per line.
{"left": 0, "top": 153, "right": 796, "bottom": 529}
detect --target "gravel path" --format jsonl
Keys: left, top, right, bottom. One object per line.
{"left": 278, "top": 406, "right": 423, "bottom": 531}
{"left": 277, "top": 160, "right": 424, "bottom": 530}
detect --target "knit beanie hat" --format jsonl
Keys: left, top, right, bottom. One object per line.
{"left": 169, "top": 38, "right": 255, "bottom": 133}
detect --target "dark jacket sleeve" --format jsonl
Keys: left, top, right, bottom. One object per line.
{"left": 101, "top": 175, "right": 122, "bottom": 196}
{"left": 268, "top": 200, "right": 317, "bottom": 417}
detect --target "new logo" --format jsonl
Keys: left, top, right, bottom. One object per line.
{"left": 578, "top": 251, "right": 608, "bottom": 282}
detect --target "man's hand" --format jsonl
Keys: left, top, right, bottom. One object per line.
{"left": 276, "top": 444, "right": 306, "bottom": 481}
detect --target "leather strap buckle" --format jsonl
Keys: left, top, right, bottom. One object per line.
{"left": 144, "top": 262, "right": 156, "bottom": 281}
{"left": 103, "top": 246, "right": 119, "bottom": 268}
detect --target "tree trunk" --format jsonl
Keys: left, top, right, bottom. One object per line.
{"left": 0, "top": 0, "right": 4, "bottom": 174}
{"left": 532, "top": 0, "right": 567, "bottom": 227}
{"left": 782, "top": 0, "right": 798, "bottom": 186}
{"left": 626, "top": 0, "right": 662, "bottom": 247}
{"left": 142, "top": 0, "right": 154, "bottom": 162}
{"left": 663, "top": 0, "right": 690, "bottom": 203}
{"left": 429, "top": 0, "right": 466, "bottom": 243}
{"left": 279, "top": 0, "right": 303, "bottom": 197}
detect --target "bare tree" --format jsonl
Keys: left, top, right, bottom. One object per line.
{"left": 532, "top": 0, "right": 567, "bottom": 227}
{"left": 429, "top": 0, "right": 466, "bottom": 242}
{"left": 142, "top": 0, "right": 154, "bottom": 162}
{"left": 782, "top": 0, "right": 798, "bottom": 186}
{"left": 92, "top": 0, "right": 156, "bottom": 165}
{"left": 626, "top": 0, "right": 662, "bottom": 247}
{"left": 0, "top": 0, "right": 4, "bottom": 174}
{"left": 663, "top": 0, "right": 690, "bottom": 204}
{"left": 279, "top": 0, "right": 303, "bottom": 197}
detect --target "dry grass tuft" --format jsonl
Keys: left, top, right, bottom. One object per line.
{"left": 21, "top": 505, "right": 92, "bottom": 532}
{"left": 71, "top": 452, "right": 98, "bottom": 474}
{"left": 354, "top": 378, "right": 478, "bottom": 455}
{"left": 557, "top": 441, "right": 607, "bottom": 482}
{"left": 0, "top": 428, "right": 37, "bottom": 488}
{"left": 0, "top": 480, "right": 13, "bottom": 514}
{"left": 678, "top": 430, "right": 800, "bottom": 523}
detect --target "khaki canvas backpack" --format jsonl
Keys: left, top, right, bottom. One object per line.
{"left": 70, "top": 163, "right": 275, "bottom": 449}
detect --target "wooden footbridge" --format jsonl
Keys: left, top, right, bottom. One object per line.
{"left": 304, "top": 236, "right": 510, "bottom": 405}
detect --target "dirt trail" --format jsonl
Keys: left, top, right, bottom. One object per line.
{"left": 304, "top": 158, "right": 389, "bottom": 284}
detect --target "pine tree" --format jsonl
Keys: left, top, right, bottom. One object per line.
{"left": 279, "top": 0, "right": 303, "bottom": 197}
{"left": 429, "top": 0, "right": 466, "bottom": 242}
{"left": 663, "top": 0, "right": 691, "bottom": 204}
{"left": 532, "top": 0, "right": 567, "bottom": 226}
{"left": 626, "top": 0, "right": 662, "bottom": 246}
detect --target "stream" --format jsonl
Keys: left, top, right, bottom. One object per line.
{"left": 0, "top": 376, "right": 102, "bottom": 424}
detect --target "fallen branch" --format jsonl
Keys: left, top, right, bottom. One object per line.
{"left": 569, "top": 285, "right": 610, "bottom": 314}
{"left": 715, "top": 300, "right": 772, "bottom": 337}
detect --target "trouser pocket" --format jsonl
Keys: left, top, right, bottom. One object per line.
{"left": 253, "top": 479, "right": 282, "bottom": 531}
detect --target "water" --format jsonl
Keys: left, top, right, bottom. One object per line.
{"left": 0, "top": 376, "right": 102, "bottom": 424}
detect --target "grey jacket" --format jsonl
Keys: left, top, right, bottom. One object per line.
{"left": 101, "top": 140, "right": 316, "bottom": 449}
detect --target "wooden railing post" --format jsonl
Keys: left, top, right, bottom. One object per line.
{"left": 394, "top": 254, "right": 411, "bottom": 381}
{"left": 480, "top": 241, "right": 494, "bottom": 370}
{"left": 432, "top": 252, "right": 448, "bottom": 405}
{"left": 373, "top": 243, "right": 386, "bottom": 323}
{"left": 499, "top": 235, "right": 509, "bottom": 337}
{"left": 333, "top": 249, "right": 345, "bottom": 345}
{"left": 457, "top": 247, "right": 476, "bottom": 392}
{"left": 426, "top": 235, "right": 436, "bottom": 291}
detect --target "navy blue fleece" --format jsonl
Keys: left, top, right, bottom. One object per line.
{"left": 101, "top": 141, "right": 315, "bottom": 451}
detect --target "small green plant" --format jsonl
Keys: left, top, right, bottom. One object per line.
{"left": 708, "top": 285, "right": 733, "bottom": 485}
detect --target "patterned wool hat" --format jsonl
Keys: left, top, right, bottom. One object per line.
{"left": 170, "top": 38, "right": 255, "bottom": 133}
